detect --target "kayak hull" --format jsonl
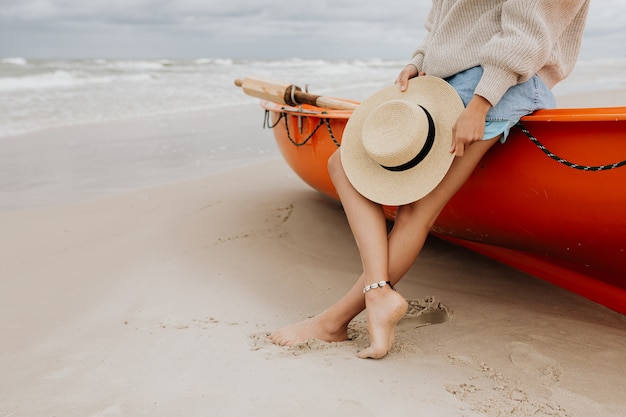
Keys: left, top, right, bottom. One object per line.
{"left": 261, "top": 100, "right": 626, "bottom": 314}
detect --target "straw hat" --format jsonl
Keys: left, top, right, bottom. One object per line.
{"left": 340, "top": 76, "right": 464, "bottom": 206}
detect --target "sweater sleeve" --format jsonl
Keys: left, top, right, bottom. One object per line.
{"left": 408, "top": 5, "right": 438, "bottom": 72}
{"left": 475, "top": 0, "right": 588, "bottom": 106}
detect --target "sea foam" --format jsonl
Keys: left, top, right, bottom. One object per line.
{"left": 0, "top": 57, "right": 624, "bottom": 138}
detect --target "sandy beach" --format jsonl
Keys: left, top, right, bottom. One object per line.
{"left": 1, "top": 89, "right": 626, "bottom": 417}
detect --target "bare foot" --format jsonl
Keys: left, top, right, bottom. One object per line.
{"left": 269, "top": 313, "right": 349, "bottom": 346}
{"left": 358, "top": 288, "right": 408, "bottom": 359}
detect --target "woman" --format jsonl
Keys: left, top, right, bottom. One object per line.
{"left": 270, "top": 0, "right": 590, "bottom": 359}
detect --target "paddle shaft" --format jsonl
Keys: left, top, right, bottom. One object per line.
{"left": 234, "top": 77, "right": 357, "bottom": 110}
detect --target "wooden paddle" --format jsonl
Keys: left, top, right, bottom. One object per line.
{"left": 234, "top": 76, "right": 358, "bottom": 110}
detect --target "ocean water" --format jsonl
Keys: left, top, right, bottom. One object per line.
{"left": 0, "top": 57, "right": 406, "bottom": 138}
{"left": 3, "top": 57, "right": 625, "bottom": 139}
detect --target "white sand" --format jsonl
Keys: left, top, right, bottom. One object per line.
{"left": 556, "top": 87, "right": 626, "bottom": 108}
{"left": 1, "top": 92, "right": 625, "bottom": 417}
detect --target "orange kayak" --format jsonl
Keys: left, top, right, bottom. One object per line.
{"left": 261, "top": 99, "right": 626, "bottom": 314}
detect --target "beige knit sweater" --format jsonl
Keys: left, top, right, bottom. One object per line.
{"left": 409, "top": 0, "right": 589, "bottom": 106}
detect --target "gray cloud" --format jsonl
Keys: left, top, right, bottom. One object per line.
{"left": 0, "top": 0, "right": 624, "bottom": 59}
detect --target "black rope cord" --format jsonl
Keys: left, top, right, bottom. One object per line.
{"left": 324, "top": 118, "right": 341, "bottom": 147}
{"left": 265, "top": 113, "right": 624, "bottom": 170}
{"left": 263, "top": 109, "right": 283, "bottom": 129}
{"left": 518, "top": 123, "right": 626, "bottom": 171}
{"left": 284, "top": 115, "right": 325, "bottom": 147}
{"left": 264, "top": 110, "right": 341, "bottom": 148}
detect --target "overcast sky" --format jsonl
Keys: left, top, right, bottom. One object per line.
{"left": 0, "top": 0, "right": 624, "bottom": 60}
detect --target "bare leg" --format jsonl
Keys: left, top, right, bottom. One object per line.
{"left": 323, "top": 149, "right": 408, "bottom": 359}
{"left": 270, "top": 137, "right": 500, "bottom": 356}
{"left": 269, "top": 149, "right": 391, "bottom": 347}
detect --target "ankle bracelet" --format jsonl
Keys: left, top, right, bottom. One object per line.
{"left": 363, "top": 281, "right": 394, "bottom": 293}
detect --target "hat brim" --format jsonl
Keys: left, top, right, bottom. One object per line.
{"left": 341, "top": 76, "right": 465, "bottom": 206}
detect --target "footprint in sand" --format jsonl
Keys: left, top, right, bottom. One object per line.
{"left": 402, "top": 297, "right": 451, "bottom": 326}
{"left": 508, "top": 342, "right": 563, "bottom": 386}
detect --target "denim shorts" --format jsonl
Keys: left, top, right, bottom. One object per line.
{"left": 445, "top": 66, "right": 556, "bottom": 140}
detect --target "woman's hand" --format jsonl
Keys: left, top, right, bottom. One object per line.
{"left": 395, "top": 65, "right": 424, "bottom": 92}
{"left": 451, "top": 95, "right": 492, "bottom": 157}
